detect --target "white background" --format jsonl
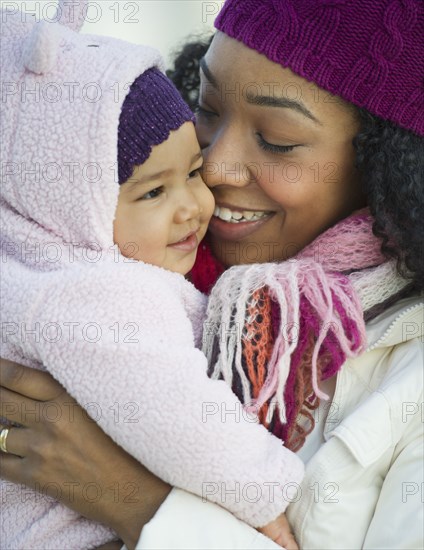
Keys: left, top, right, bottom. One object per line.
{"left": 0, "top": 0, "right": 221, "bottom": 66}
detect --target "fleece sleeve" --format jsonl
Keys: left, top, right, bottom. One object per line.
{"left": 24, "top": 264, "right": 304, "bottom": 528}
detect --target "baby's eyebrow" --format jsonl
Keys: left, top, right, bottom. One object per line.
{"left": 125, "top": 152, "right": 203, "bottom": 191}
{"left": 125, "top": 169, "right": 172, "bottom": 191}
{"left": 191, "top": 151, "right": 203, "bottom": 165}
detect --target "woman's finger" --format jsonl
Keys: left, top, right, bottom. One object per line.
{"left": 0, "top": 425, "right": 27, "bottom": 457}
{"left": 0, "top": 387, "right": 53, "bottom": 427}
{"left": 1, "top": 386, "right": 35, "bottom": 426}
{"left": 95, "top": 541, "right": 123, "bottom": 550}
{"left": 0, "top": 453, "right": 28, "bottom": 485}
{"left": 0, "top": 359, "right": 65, "bottom": 401}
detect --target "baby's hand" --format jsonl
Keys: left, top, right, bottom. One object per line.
{"left": 258, "top": 513, "right": 298, "bottom": 549}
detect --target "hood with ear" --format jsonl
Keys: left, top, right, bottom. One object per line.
{"left": 1, "top": 0, "right": 164, "bottom": 268}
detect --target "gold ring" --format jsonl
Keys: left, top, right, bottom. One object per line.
{"left": 0, "top": 427, "right": 10, "bottom": 453}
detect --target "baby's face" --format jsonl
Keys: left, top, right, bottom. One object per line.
{"left": 114, "top": 122, "right": 215, "bottom": 275}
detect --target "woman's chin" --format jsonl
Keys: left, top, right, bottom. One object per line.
{"left": 208, "top": 238, "right": 286, "bottom": 268}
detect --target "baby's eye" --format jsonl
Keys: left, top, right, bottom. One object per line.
{"left": 187, "top": 168, "right": 201, "bottom": 179}
{"left": 139, "top": 186, "right": 163, "bottom": 200}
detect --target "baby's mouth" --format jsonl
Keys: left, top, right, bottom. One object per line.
{"left": 168, "top": 230, "right": 199, "bottom": 252}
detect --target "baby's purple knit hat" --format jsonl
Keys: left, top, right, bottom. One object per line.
{"left": 118, "top": 68, "right": 195, "bottom": 184}
{"left": 215, "top": 0, "right": 424, "bottom": 136}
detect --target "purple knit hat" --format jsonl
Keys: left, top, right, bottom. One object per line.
{"left": 118, "top": 68, "right": 195, "bottom": 184}
{"left": 215, "top": 0, "right": 424, "bottom": 136}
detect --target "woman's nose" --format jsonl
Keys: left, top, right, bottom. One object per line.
{"left": 200, "top": 127, "right": 252, "bottom": 189}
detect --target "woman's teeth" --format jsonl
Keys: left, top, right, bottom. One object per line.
{"left": 214, "top": 206, "right": 270, "bottom": 223}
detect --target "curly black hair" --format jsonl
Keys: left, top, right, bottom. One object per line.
{"left": 353, "top": 110, "right": 424, "bottom": 292}
{"left": 166, "top": 35, "right": 214, "bottom": 112}
{"left": 168, "top": 36, "right": 424, "bottom": 292}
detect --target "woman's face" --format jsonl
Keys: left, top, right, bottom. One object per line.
{"left": 196, "top": 32, "right": 366, "bottom": 267}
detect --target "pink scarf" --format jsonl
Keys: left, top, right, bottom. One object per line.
{"left": 201, "top": 209, "right": 410, "bottom": 450}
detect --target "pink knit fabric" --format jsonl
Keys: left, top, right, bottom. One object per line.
{"left": 190, "top": 238, "right": 225, "bottom": 294}
{"left": 203, "top": 208, "right": 400, "bottom": 441}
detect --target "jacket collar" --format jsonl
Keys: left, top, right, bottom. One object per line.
{"left": 366, "top": 294, "right": 423, "bottom": 351}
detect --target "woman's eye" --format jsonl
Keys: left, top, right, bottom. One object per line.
{"left": 256, "top": 133, "right": 298, "bottom": 154}
{"left": 195, "top": 103, "right": 218, "bottom": 120}
{"left": 139, "top": 186, "right": 163, "bottom": 200}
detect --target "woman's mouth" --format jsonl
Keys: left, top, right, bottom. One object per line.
{"left": 213, "top": 205, "right": 272, "bottom": 223}
{"left": 208, "top": 204, "right": 274, "bottom": 240}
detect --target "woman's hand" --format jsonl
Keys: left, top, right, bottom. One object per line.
{"left": 0, "top": 359, "right": 171, "bottom": 550}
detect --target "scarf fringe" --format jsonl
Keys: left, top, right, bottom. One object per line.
{"left": 205, "top": 260, "right": 367, "bottom": 424}
{"left": 203, "top": 209, "right": 410, "bottom": 442}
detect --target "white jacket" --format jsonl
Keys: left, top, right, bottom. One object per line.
{"left": 137, "top": 294, "right": 423, "bottom": 550}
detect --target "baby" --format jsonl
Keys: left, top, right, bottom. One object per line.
{"left": 0, "top": 1, "right": 302, "bottom": 548}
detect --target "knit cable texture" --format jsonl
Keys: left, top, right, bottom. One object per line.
{"left": 215, "top": 0, "right": 424, "bottom": 136}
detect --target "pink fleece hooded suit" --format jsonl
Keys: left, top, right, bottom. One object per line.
{"left": 0, "top": 1, "right": 304, "bottom": 547}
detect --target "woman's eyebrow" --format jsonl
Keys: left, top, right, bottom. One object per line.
{"left": 246, "top": 94, "right": 322, "bottom": 125}
{"left": 200, "top": 57, "right": 219, "bottom": 89}
{"left": 200, "top": 57, "right": 321, "bottom": 125}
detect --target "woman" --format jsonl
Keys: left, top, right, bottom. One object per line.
{"left": 1, "top": 0, "right": 423, "bottom": 548}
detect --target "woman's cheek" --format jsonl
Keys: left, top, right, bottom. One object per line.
{"left": 195, "top": 119, "right": 214, "bottom": 151}
{"left": 257, "top": 172, "right": 303, "bottom": 210}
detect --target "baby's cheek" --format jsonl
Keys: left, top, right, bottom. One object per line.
{"left": 202, "top": 188, "right": 216, "bottom": 223}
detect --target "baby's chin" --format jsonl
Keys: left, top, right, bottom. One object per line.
{"left": 162, "top": 250, "right": 198, "bottom": 277}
